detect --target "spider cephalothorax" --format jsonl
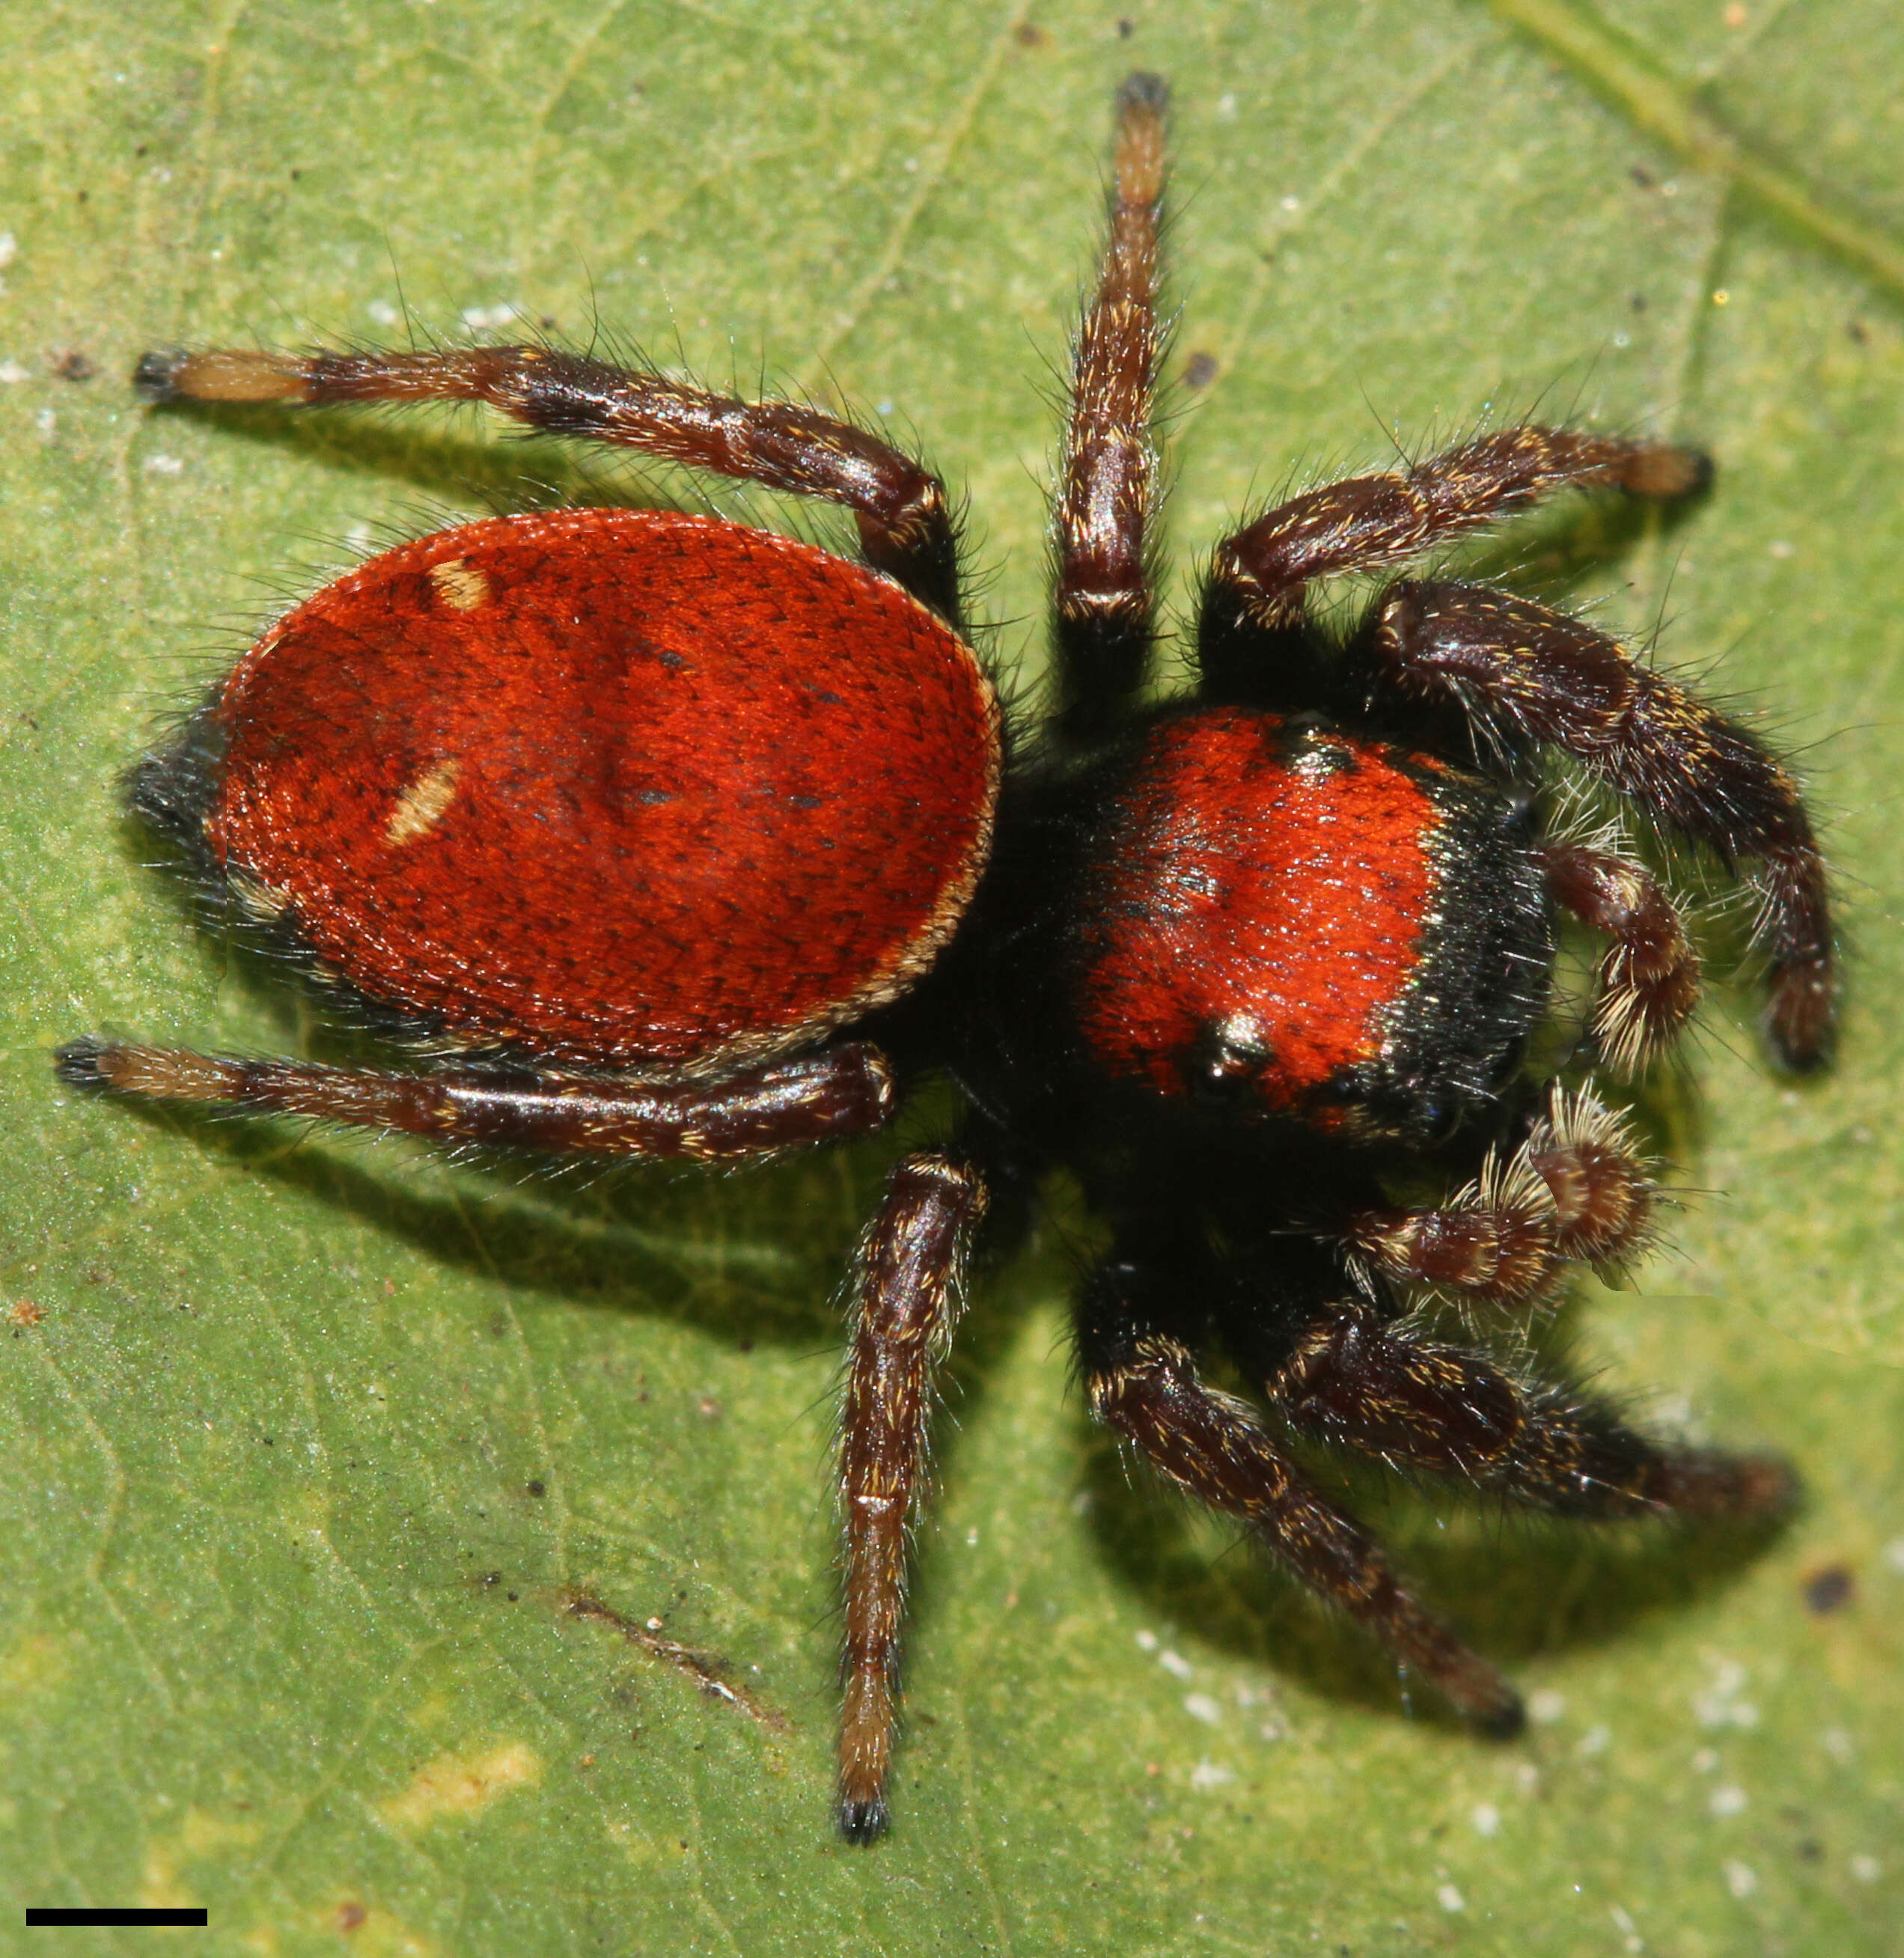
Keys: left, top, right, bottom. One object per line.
{"left": 59, "top": 73, "right": 1832, "bottom": 1843}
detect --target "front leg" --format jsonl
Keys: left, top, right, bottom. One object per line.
{"left": 836, "top": 1154, "right": 988, "bottom": 1843}
{"left": 1366, "top": 580, "right": 1834, "bottom": 1067}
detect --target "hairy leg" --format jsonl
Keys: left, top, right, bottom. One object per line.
{"left": 53, "top": 1037, "right": 894, "bottom": 1159}
{"left": 135, "top": 344, "right": 962, "bottom": 621}
{"left": 1367, "top": 580, "right": 1833, "bottom": 1067}
{"left": 1054, "top": 72, "right": 1167, "bottom": 739}
{"left": 1266, "top": 1306, "right": 1796, "bottom": 1519}
{"left": 835, "top": 1154, "right": 988, "bottom": 1843}
{"left": 1206, "top": 425, "right": 1704, "bottom": 635}
{"left": 1079, "top": 1258, "right": 1524, "bottom": 1733}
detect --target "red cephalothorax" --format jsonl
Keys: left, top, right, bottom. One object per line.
{"left": 1073, "top": 710, "right": 1448, "bottom": 1114}
{"left": 210, "top": 510, "right": 998, "bottom": 1068}
{"left": 1063, "top": 707, "right": 1551, "bottom": 1137}
{"left": 61, "top": 75, "right": 1834, "bottom": 1846}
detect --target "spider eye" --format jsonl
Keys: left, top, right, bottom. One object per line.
{"left": 1185, "top": 1013, "right": 1275, "bottom": 1107}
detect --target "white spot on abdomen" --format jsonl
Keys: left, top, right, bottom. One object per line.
{"left": 384, "top": 757, "right": 463, "bottom": 847}
{"left": 429, "top": 556, "right": 490, "bottom": 611}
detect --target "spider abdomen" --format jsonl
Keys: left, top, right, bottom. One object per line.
{"left": 1068, "top": 707, "right": 1551, "bottom": 1136}
{"left": 166, "top": 509, "right": 1000, "bottom": 1068}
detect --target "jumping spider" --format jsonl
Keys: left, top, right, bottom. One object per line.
{"left": 59, "top": 74, "right": 1832, "bottom": 1840}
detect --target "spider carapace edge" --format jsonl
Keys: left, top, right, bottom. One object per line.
{"left": 58, "top": 74, "right": 1834, "bottom": 1843}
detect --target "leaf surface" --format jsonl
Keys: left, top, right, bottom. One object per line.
{"left": 3, "top": 3, "right": 1900, "bottom": 1951}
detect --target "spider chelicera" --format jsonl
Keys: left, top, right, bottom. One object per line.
{"left": 58, "top": 75, "right": 1834, "bottom": 1841}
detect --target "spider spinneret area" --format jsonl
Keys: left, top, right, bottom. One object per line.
{"left": 59, "top": 73, "right": 1834, "bottom": 1844}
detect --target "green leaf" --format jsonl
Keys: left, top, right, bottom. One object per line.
{"left": 4, "top": 2, "right": 1900, "bottom": 1951}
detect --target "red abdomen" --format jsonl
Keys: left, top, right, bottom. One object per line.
{"left": 207, "top": 510, "right": 998, "bottom": 1067}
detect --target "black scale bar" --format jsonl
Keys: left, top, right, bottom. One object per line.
{"left": 27, "top": 1909, "right": 207, "bottom": 1927}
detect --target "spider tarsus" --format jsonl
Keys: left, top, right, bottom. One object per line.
{"left": 132, "top": 347, "right": 311, "bottom": 404}
{"left": 1767, "top": 971, "right": 1834, "bottom": 1075}
{"left": 1623, "top": 442, "right": 1712, "bottom": 501}
{"left": 1116, "top": 70, "right": 1169, "bottom": 115}
{"left": 1467, "top": 1690, "right": 1528, "bottom": 1742}
{"left": 131, "top": 347, "right": 190, "bottom": 402}
{"left": 836, "top": 1795, "right": 890, "bottom": 1846}
{"left": 1653, "top": 1449, "right": 1801, "bottom": 1520}
{"left": 52, "top": 1035, "right": 115, "bottom": 1089}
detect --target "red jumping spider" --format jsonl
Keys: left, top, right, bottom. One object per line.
{"left": 59, "top": 76, "right": 1832, "bottom": 1842}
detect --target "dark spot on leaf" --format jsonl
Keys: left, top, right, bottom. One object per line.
{"left": 1804, "top": 1564, "right": 1855, "bottom": 1614}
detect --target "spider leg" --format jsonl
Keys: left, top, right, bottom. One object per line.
{"left": 836, "top": 1154, "right": 988, "bottom": 1843}
{"left": 1054, "top": 72, "right": 1167, "bottom": 742}
{"left": 133, "top": 344, "right": 961, "bottom": 622}
{"left": 1537, "top": 841, "right": 1700, "bottom": 1070}
{"left": 1258, "top": 1305, "right": 1796, "bottom": 1521}
{"left": 1079, "top": 1256, "right": 1524, "bottom": 1734}
{"left": 1204, "top": 424, "right": 1704, "bottom": 637}
{"left": 1346, "top": 1085, "right": 1656, "bottom": 1308}
{"left": 52, "top": 1037, "right": 894, "bottom": 1158}
{"left": 1366, "top": 581, "right": 1833, "bottom": 1067}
